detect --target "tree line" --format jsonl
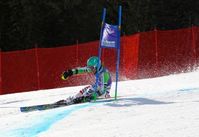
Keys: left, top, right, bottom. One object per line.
{"left": 1, "top": 0, "right": 199, "bottom": 51}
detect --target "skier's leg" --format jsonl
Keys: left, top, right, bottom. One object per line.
{"left": 55, "top": 86, "right": 93, "bottom": 105}
{"left": 75, "top": 86, "right": 91, "bottom": 98}
{"left": 75, "top": 85, "right": 97, "bottom": 102}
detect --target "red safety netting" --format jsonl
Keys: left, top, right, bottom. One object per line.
{"left": 138, "top": 30, "right": 158, "bottom": 78}
{"left": 194, "top": 27, "right": 199, "bottom": 67}
{"left": 157, "top": 28, "right": 193, "bottom": 76}
{"left": 1, "top": 26, "right": 199, "bottom": 94}
{"left": 121, "top": 34, "right": 139, "bottom": 80}
{"left": 2, "top": 49, "right": 38, "bottom": 94}
{"left": 37, "top": 46, "right": 77, "bottom": 90}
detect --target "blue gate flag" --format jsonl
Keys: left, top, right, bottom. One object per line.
{"left": 101, "top": 23, "right": 119, "bottom": 48}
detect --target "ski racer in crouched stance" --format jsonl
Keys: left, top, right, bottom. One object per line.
{"left": 59, "top": 56, "right": 112, "bottom": 104}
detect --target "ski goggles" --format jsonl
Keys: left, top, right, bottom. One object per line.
{"left": 88, "top": 66, "right": 97, "bottom": 71}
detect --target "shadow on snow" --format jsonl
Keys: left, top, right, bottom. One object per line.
{"left": 101, "top": 97, "right": 174, "bottom": 107}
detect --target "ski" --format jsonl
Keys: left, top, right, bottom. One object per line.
{"left": 20, "top": 103, "right": 63, "bottom": 112}
{"left": 20, "top": 95, "right": 121, "bottom": 112}
{"left": 20, "top": 96, "right": 92, "bottom": 112}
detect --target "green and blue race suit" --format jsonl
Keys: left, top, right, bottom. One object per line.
{"left": 71, "top": 65, "right": 112, "bottom": 97}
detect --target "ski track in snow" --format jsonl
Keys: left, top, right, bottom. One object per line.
{"left": 0, "top": 103, "right": 94, "bottom": 137}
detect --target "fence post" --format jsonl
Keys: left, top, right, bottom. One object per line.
{"left": 191, "top": 25, "right": 197, "bottom": 69}
{"left": 76, "top": 40, "right": 79, "bottom": 66}
{"left": 35, "top": 44, "right": 40, "bottom": 90}
{"left": 154, "top": 27, "right": 159, "bottom": 74}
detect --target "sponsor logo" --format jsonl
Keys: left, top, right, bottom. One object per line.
{"left": 102, "top": 40, "right": 116, "bottom": 48}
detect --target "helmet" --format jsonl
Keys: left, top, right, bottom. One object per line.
{"left": 87, "top": 56, "right": 101, "bottom": 68}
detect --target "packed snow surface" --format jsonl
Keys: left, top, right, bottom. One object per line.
{"left": 0, "top": 70, "right": 199, "bottom": 137}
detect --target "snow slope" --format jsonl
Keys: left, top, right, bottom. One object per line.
{"left": 0, "top": 70, "right": 199, "bottom": 137}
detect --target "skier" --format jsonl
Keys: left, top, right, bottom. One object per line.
{"left": 60, "top": 56, "right": 112, "bottom": 103}
{"left": 20, "top": 56, "right": 112, "bottom": 112}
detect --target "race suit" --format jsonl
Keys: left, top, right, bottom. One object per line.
{"left": 71, "top": 65, "right": 112, "bottom": 97}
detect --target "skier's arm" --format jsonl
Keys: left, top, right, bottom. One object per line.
{"left": 61, "top": 67, "right": 92, "bottom": 80}
{"left": 72, "top": 67, "right": 92, "bottom": 74}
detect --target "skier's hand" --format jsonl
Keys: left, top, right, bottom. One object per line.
{"left": 61, "top": 69, "right": 73, "bottom": 80}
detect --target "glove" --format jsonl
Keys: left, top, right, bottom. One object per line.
{"left": 61, "top": 69, "right": 73, "bottom": 80}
